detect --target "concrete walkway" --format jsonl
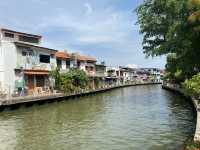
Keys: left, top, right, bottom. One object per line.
{"left": 0, "top": 82, "right": 161, "bottom": 107}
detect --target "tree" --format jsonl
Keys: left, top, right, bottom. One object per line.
{"left": 137, "top": 0, "right": 188, "bottom": 56}
{"left": 51, "top": 68, "right": 89, "bottom": 94}
{"left": 60, "top": 74, "right": 76, "bottom": 94}
{"left": 50, "top": 68, "right": 89, "bottom": 94}
{"left": 65, "top": 68, "right": 89, "bottom": 89}
{"left": 188, "top": 0, "right": 200, "bottom": 29}
{"left": 49, "top": 67, "right": 61, "bottom": 90}
{"left": 183, "top": 73, "right": 200, "bottom": 98}
{"left": 136, "top": 0, "right": 200, "bottom": 82}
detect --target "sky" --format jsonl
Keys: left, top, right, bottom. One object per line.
{"left": 0, "top": 0, "right": 166, "bottom": 68}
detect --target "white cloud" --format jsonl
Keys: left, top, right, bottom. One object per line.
{"left": 78, "top": 36, "right": 114, "bottom": 44}
{"left": 127, "top": 64, "right": 139, "bottom": 68}
{"left": 0, "top": 0, "right": 166, "bottom": 68}
{"left": 84, "top": 2, "right": 93, "bottom": 15}
{"left": 25, "top": 4, "right": 136, "bottom": 46}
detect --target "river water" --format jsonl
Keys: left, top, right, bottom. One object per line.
{"left": 0, "top": 85, "right": 196, "bottom": 150}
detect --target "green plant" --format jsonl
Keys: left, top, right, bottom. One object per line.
{"left": 49, "top": 67, "right": 61, "bottom": 90}
{"left": 136, "top": 0, "right": 200, "bottom": 83}
{"left": 184, "top": 138, "right": 200, "bottom": 150}
{"left": 183, "top": 73, "right": 200, "bottom": 98}
{"left": 59, "top": 68, "right": 89, "bottom": 94}
{"left": 60, "top": 75, "right": 75, "bottom": 94}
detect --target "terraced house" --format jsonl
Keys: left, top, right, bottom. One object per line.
{"left": 55, "top": 51, "right": 97, "bottom": 76}
{"left": 0, "top": 28, "right": 162, "bottom": 98}
{"left": 55, "top": 51, "right": 98, "bottom": 89}
{"left": 0, "top": 28, "right": 58, "bottom": 97}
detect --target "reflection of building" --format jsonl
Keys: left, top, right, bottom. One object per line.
{"left": 0, "top": 28, "right": 57, "bottom": 96}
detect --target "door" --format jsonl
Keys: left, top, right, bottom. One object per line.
{"left": 28, "top": 75, "right": 34, "bottom": 90}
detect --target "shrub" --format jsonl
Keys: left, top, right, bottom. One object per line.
{"left": 50, "top": 68, "right": 89, "bottom": 94}
{"left": 49, "top": 67, "right": 61, "bottom": 90}
{"left": 183, "top": 73, "right": 200, "bottom": 98}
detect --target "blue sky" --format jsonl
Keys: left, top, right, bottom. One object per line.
{"left": 0, "top": 0, "right": 166, "bottom": 68}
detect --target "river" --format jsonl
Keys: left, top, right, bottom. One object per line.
{"left": 0, "top": 85, "right": 196, "bottom": 150}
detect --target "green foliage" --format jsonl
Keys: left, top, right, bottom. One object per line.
{"left": 67, "top": 68, "right": 89, "bottom": 89}
{"left": 60, "top": 75, "right": 76, "bottom": 94}
{"left": 184, "top": 137, "right": 200, "bottom": 150}
{"left": 50, "top": 68, "right": 89, "bottom": 94}
{"left": 136, "top": 0, "right": 189, "bottom": 56}
{"left": 183, "top": 73, "right": 200, "bottom": 98}
{"left": 136, "top": 0, "right": 200, "bottom": 82}
{"left": 49, "top": 67, "right": 61, "bottom": 90}
{"left": 188, "top": 0, "right": 200, "bottom": 28}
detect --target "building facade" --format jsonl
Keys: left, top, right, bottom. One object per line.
{"left": 55, "top": 51, "right": 97, "bottom": 76}
{"left": 0, "top": 28, "right": 162, "bottom": 98}
{"left": 0, "top": 28, "right": 57, "bottom": 96}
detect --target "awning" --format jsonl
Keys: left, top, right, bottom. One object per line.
{"left": 24, "top": 69, "right": 49, "bottom": 75}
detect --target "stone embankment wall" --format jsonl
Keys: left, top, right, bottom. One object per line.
{"left": 0, "top": 82, "right": 161, "bottom": 107}
{"left": 162, "top": 84, "right": 200, "bottom": 141}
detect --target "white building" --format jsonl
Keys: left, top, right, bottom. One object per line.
{"left": 56, "top": 51, "right": 71, "bottom": 73}
{"left": 105, "top": 66, "right": 124, "bottom": 85}
{"left": 136, "top": 68, "right": 162, "bottom": 83}
{"left": 56, "top": 52, "right": 97, "bottom": 77}
{"left": 120, "top": 67, "right": 137, "bottom": 83}
{"left": 0, "top": 28, "right": 57, "bottom": 96}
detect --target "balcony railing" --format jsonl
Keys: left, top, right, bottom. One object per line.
{"left": 18, "top": 63, "right": 55, "bottom": 71}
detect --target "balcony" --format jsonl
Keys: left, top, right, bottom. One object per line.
{"left": 86, "top": 71, "right": 96, "bottom": 77}
{"left": 18, "top": 62, "right": 54, "bottom": 70}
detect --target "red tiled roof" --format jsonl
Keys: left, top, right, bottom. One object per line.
{"left": 56, "top": 52, "right": 71, "bottom": 59}
{"left": 56, "top": 51, "right": 96, "bottom": 62}
{"left": 77, "top": 55, "right": 96, "bottom": 62}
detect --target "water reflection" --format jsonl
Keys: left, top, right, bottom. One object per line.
{"left": 0, "top": 85, "right": 196, "bottom": 150}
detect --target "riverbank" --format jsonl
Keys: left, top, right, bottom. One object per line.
{"left": 0, "top": 82, "right": 161, "bottom": 108}
{"left": 0, "top": 83, "right": 191, "bottom": 150}
{"left": 162, "top": 83, "right": 200, "bottom": 149}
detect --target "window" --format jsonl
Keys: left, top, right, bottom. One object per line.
{"left": 36, "top": 76, "right": 45, "bottom": 87}
{"left": 28, "top": 51, "right": 33, "bottom": 56}
{"left": 4, "top": 32, "right": 14, "bottom": 38}
{"left": 22, "top": 51, "right": 27, "bottom": 56}
{"left": 57, "top": 59, "right": 62, "bottom": 69}
{"left": 19, "top": 35, "right": 39, "bottom": 44}
{"left": 77, "top": 62, "right": 80, "bottom": 68}
{"left": 50, "top": 54, "right": 54, "bottom": 58}
{"left": 22, "top": 50, "right": 33, "bottom": 56}
{"left": 116, "top": 71, "right": 119, "bottom": 76}
{"left": 40, "top": 54, "right": 50, "bottom": 63}
{"left": 66, "top": 60, "right": 70, "bottom": 68}
{"left": 90, "top": 67, "right": 94, "bottom": 71}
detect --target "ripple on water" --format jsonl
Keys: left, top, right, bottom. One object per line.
{"left": 0, "top": 85, "right": 196, "bottom": 150}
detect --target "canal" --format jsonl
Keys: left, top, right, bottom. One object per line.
{"left": 0, "top": 85, "right": 196, "bottom": 150}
